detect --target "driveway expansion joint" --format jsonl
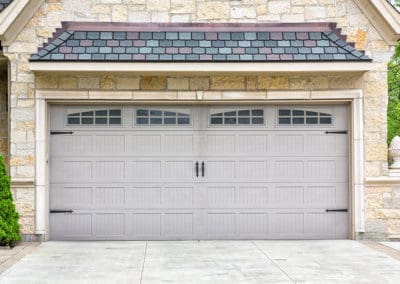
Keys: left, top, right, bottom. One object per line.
{"left": 251, "top": 241, "right": 296, "bottom": 283}
{"left": 139, "top": 241, "right": 148, "bottom": 284}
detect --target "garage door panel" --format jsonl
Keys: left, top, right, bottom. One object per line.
{"left": 237, "top": 186, "right": 268, "bottom": 206}
{"left": 51, "top": 134, "right": 92, "bottom": 156}
{"left": 205, "top": 161, "right": 236, "bottom": 179}
{"left": 238, "top": 161, "right": 268, "bottom": 178}
{"left": 162, "top": 213, "right": 194, "bottom": 237}
{"left": 50, "top": 213, "right": 92, "bottom": 239}
{"left": 271, "top": 158, "right": 348, "bottom": 182}
{"left": 129, "top": 161, "right": 161, "bottom": 180}
{"left": 161, "top": 187, "right": 195, "bottom": 208}
{"left": 304, "top": 184, "right": 348, "bottom": 208}
{"left": 335, "top": 213, "right": 350, "bottom": 237}
{"left": 305, "top": 213, "right": 338, "bottom": 236}
{"left": 275, "top": 134, "right": 304, "bottom": 154}
{"left": 269, "top": 186, "right": 304, "bottom": 207}
{"left": 93, "top": 135, "right": 126, "bottom": 153}
{"left": 237, "top": 134, "right": 269, "bottom": 154}
{"left": 94, "top": 160, "right": 126, "bottom": 180}
{"left": 94, "top": 213, "right": 125, "bottom": 237}
{"left": 206, "top": 213, "right": 236, "bottom": 237}
{"left": 93, "top": 187, "right": 125, "bottom": 209}
{"left": 274, "top": 160, "right": 304, "bottom": 179}
{"left": 207, "top": 186, "right": 236, "bottom": 208}
{"left": 126, "top": 213, "right": 161, "bottom": 238}
{"left": 50, "top": 185, "right": 92, "bottom": 210}
{"left": 304, "top": 134, "right": 348, "bottom": 156}
{"left": 272, "top": 213, "right": 304, "bottom": 236}
{"left": 237, "top": 213, "right": 269, "bottom": 236}
{"left": 163, "top": 135, "right": 195, "bottom": 153}
{"left": 273, "top": 132, "right": 348, "bottom": 157}
{"left": 163, "top": 160, "right": 194, "bottom": 179}
{"left": 126, "top": 187, "right": 162, "bottom": 208}
{"left": 51, "top": 159, "right": 93, "bottom": 181}
{"left": 206, "top": 135, "right": 236, "bottom": 153}
{"left": 50, "top": 105, "right": 350, "bottom": 240}
{"left": 129, "top": 135, "right": 162, "bottom": 154}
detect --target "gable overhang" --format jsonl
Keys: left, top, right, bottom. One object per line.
{"left": 0, "top": 0, "right": 44, "bottom": 46}
{"left": 355, "top": 0, "right": 400, "bottom": 45}
{"left": 29, "top": 61, "right": 376, "bottom": 74}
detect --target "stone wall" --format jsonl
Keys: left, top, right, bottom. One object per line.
{"left": 35, "top": 73, "right": 363, "bottom": 92}
{"left": 364, "top": 182, "right": 400, "bottom": 240}
{"left": 0, "top": 0, "right": 396, "bottom": 238}
{"left": 0, "top": 68, "right": 7, "bottom": 163}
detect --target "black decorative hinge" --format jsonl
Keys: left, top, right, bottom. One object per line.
{"left": 325, "top": 130, "right": 348, "bottom": 134}
{"left": 50, "top": 210, "right": 73, "bottom": 214}
{"left": 50, "top": 131, "right": 74, "bottom": 135}
{"left": 325, "top": 209, "right": 348, "bottom": 212}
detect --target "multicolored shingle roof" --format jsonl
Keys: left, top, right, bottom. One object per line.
{"left": 0, "top": 0, "right": 13, "bottom": 13}
{"left": 30, "top": 22, "right": 371, "bottom": 62}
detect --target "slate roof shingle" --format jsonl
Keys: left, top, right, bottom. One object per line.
{"left": 30, "top": 22, "right": 371, "bottom": 62}
{"left": 0, "top": 0, "right": 13, "bottom": 13}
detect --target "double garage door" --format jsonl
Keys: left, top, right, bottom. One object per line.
{"left": 50, "top": 104, "right": 349, "bottom": 240}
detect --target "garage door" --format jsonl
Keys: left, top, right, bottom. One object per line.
{"left": 49, "top": 105, "right": 349, "bottom": 240}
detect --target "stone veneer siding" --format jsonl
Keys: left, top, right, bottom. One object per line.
{"left": 0, "top": 0, "right": 397, "bottom": 239}
{"left": 365, "top": 183, "right": 400, "bottom": 240}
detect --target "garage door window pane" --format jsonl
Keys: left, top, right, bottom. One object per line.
{"left": 95, "top": 118, "right": 107, "bottom": 124}
{"left": 95, "top": 110, "right": 107, "bottom": 116}
{"left": 278, "top": 108, "right": 332, "bottom": 126}
{"left": 137, "top": 117, "right": 149, "bottom": 125}
{"left": 293, "top": 117, "right": 304, "bottom": 124}
{"left": 178, "top": 117, "right": 190, "bottom": 124}
{"left": 150, "top": 117, "right": 163, "bottom": 124}
{"left": 320, "top": 117, "right": 332, "bottom": 124}
{"left": 68, "top": 117, "right": 80, "bottom": 124}
{"left": 136, "top": 109, "right": 191, "bottom": 126}
{"left": 67, "top": 109, "right": 122, "bottom": 126}
{"left": 82, "top": 118, "right": 93, "bottom": 124}
{"left": 210, "top": 109, "right": 264, "bottom": 126}
{"left": 164, "top": 117, "right": 177, "bottom": 124}
{"left": 109, "top": 118, "right": 122, "bottom": 125}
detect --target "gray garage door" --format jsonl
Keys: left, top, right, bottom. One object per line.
{"left": 49, "top": 105, "right": 349, "bottom": 240}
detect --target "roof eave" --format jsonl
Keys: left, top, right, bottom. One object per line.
{"left": 0, "top": 0, "right": 44, "bottom": 46}
{"left": 28, "top": 61, "right": 377, "bottom": 74}
{"left": 355, "top": 0, "right": 400, "bottom": 45}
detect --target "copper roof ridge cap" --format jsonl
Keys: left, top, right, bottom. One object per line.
{"left": 60, "top": 21, "right": 337, "bottom": 32}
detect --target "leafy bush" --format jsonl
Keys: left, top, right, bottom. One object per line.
{"left": 388, "top": 2, "right": 400, "bottom": 144}
{"left": 0, "top": 155, "right": 21, "bottom": 247}
{"left": 388, "top": 44, "right": 400, "bottom": 144}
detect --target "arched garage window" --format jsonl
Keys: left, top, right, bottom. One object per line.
{"left": 67, "top": 109, "right": 122, "bottom": 125}
{"left": 278, "top": 109, "right": 332, "bottom": 125}
{"left": 135, "top": 109, "right": 191, "bottom": 125}
{"left": 210, "top": 109, "right": 264, "bottom": 125}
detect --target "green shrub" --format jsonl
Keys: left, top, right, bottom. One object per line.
{"left": 0, "top": 155, "right": 21, "bottom": 247}
{"left": 388, "top": 44, "right": 400, "bottom": 144}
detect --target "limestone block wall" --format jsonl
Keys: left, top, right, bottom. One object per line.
{"left": 365, "top": 183, "right": 400, "bottom": 240}
{"left": 0, "top": 69, "right": 7, "bottom": 162}
{"left": 0, "top": 0, "right": 396, "bottom": 238}
{"left": 35, "top": 73, "right": 364, "bottom": 92}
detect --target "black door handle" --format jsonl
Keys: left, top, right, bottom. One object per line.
{"left": 201, "top": 162, "right": 205, "bottom": 177}
{"left": 195, "top": 161, "right": 199, "bottom": 177}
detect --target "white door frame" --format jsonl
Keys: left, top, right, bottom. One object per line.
{"left": 35, "top": 89, "right": 364, "bottom": 240}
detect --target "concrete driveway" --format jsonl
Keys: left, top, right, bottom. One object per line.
{"left": 1, "top": 240, "right": 400, "bottom": 284}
